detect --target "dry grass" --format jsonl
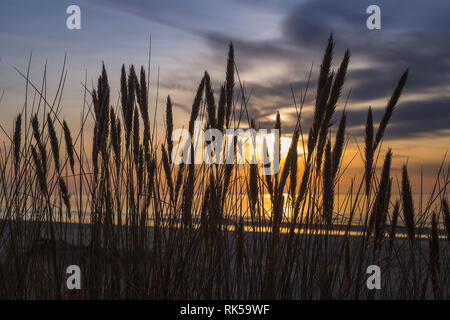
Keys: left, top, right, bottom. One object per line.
{"left": 0, "top": 35, "right": 448, "bottom": 299}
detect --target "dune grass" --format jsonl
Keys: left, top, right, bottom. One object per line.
{"left": 0, "top": 35, "right": 448, "bottom": 299}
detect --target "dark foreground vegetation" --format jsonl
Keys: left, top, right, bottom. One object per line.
{"left": 0, "top": 36, "right": 448, "bottom": 299}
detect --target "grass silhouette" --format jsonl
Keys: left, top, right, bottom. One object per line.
{"left": 0, "top": 35, "right": 448, "bottom": 299}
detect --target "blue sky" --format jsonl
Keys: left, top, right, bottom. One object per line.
{"left": 0, "top": 1, "right": 293, "bottom": 127}
{"left": 1, "top": 0, "right": 450, "bottom": 175}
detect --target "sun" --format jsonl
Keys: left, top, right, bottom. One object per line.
{"left": 258, "top": 134, "right": 300, "bottom": 160}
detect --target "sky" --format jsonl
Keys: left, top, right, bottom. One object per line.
{"left": 0, "top": 0, "right": 449, "bottom": 192}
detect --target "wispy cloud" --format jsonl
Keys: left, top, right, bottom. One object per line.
{"left": 2, "top": 0, "right": 450, "bottom": 141}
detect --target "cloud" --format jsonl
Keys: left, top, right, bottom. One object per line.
{"left": 85, "top": 0, "right": 450, "bottom": 140}
{"left": 202, "top": 0, "right": 450, "bottom": 139}
{"left": 282, "top": 0, "right": 450, "bottom": 100}
{"left": 84, "top": 0, "right": 205, "bottom": 33}
{"left": 346, "top": 98, "right": 450, "bottom": 139}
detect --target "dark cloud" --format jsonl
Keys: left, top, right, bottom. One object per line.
{"left": 282, "top": 0, "right": 450, "bottom": 102}
{"left": 346, "top": 98, "right": 450, "bottom": 139}
{"left": 89, "top": 0, "right": 450, "bottom": 140}
{"left": 203, "top": 32, "right": 291, "bottom": 61}
{"left": 85, "top": 0, "right": 205, "bottom": 33}
{"left": 201, "top": 31, "right": 302, "bottom": 76}
{"left": 201, "top": 0, "right": 450, "bottom": 139}
{"left": 280, "top": 0, "right": 450, "bottom": 139}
